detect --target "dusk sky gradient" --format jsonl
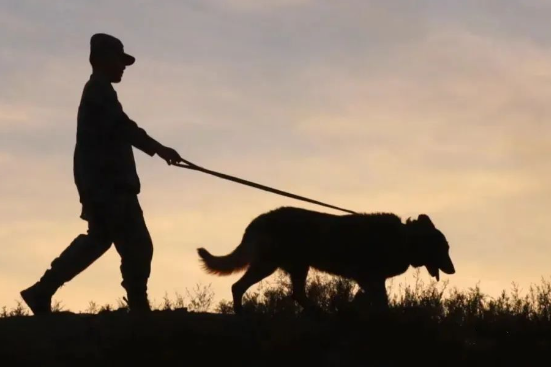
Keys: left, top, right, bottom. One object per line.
{"left": 1, "top": 0, "right": 550, "bottom": 312}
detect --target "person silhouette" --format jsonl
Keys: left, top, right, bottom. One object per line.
{"left": 20, "top": 33, "right": 191, "bottom": 314}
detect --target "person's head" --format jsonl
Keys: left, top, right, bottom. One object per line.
{"left": 89, "top": 33, "right": 135, "bottom": 83}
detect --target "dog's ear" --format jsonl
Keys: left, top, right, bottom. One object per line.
{"left": 417, "top": 214, "right": 435, "bottom": 228}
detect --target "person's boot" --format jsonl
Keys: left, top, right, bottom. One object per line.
{"left": 20, "top": 280, "right": 55, "bottom": 316}
{"left": 123, "top": 291, "right": 151, "bottom": 314}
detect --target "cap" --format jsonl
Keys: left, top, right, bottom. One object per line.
{"left": 89, "top": 33, "right": 135, "bottom": 66}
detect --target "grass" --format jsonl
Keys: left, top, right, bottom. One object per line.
{"left": 2, "top": 269, "right": 551, "bottom": 323}
{"left": 1, "top": 271, "right": 550, "bottom": 366}
{"left": 213, "top": 269, "right": 551, "bottom": 328}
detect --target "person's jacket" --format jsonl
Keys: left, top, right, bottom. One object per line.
{"left": 73, "top": 73, "right": 161, "bottom": 214}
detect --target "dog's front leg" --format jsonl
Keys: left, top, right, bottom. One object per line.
{"left": 357, "top": 279, "right": 389, "bottom": 312}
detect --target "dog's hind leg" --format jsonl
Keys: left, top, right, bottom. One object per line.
{"left": 231, "top": 261, "right": 277, "bottom": 315}
{"left": 289, "top": 266, "right": 319, "bottom": 314}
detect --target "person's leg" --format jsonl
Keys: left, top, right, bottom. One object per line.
{"left": 111, "top": 195, "right": 154, "bottom": 312}
{"left": 20, "top": 205, "right": 114, "bottom": 315}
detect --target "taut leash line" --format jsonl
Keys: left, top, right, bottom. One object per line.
{"left": 173, "top": 162, "right": 358, "bottom": 215}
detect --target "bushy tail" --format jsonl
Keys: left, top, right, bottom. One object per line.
{"left": 197, "top": 240, "right": 250, "bottom": 276}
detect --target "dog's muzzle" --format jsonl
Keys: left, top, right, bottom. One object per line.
{"left": 439, "top": 255, "right": 456, "bottom": 275}
{"left": 427, "top": 255, "right": 455, "bottom": 281}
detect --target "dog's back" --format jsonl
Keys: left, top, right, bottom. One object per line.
{"left": 237, "top": 207, "right": 408, "bottom": 278}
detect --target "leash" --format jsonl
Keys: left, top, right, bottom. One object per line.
{"left": 174, "top": 161, "right": 358, "bottom": 215}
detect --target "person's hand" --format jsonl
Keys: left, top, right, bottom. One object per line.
{"left": 156, "top": 145, "right": 185, "bottom": 166}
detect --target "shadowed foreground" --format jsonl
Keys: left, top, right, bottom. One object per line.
{"left": 2, "top": 273, "right": 551, "bottom": 366}
{"left": 1, "top": 307, "right": 550, "bottom": 367}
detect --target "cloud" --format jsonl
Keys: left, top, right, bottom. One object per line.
{"left": 206, "top": 0, "right": 314, "bottom": 12}
{"left": 1, "top": 1, "right": 551, "bottom": 311}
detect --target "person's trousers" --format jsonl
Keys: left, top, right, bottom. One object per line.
{"left": 38, "top": 194, "right": 154, "bottom": 297}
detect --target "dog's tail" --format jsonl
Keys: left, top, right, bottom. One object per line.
{"left": 197, "top": 238, "right": 250, "bottom": 276}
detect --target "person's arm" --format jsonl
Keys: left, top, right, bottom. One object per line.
{"left": 116, "top": 108, "right": 162, "bottom": 156}
{"left": 104, "top": 87, "right": 189, "bottom": 165}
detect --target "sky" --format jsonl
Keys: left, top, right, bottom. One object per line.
{"left": 1, "top": 0, "right": 550, "bottom": 312}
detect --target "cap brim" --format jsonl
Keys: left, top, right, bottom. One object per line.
{"left": 123, "top": 53, "right": 135, "bottom": 65}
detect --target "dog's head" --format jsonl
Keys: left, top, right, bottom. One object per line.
{"left": 405, "top": 214, "right": 455, "bottom": 281}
